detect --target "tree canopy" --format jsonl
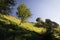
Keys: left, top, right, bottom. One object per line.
{"left": 17, "top": 4, "right": 31, "bottom": 23}
{"left": 0, "top": 0, "right": 15, "bottom": 14}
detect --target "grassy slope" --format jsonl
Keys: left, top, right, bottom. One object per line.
{"left": 0, "top": 14, "right": 60, "bottom": 39}
{"left": 0, "top": 14, "right": 46, "bottom": 34}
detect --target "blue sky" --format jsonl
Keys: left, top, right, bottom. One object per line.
{"left": 13, "top": 0, "right": 60, "bottom": 24}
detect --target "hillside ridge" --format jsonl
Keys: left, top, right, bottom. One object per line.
{"left": 0, "top": 14, "right": 46, "bottom": 34}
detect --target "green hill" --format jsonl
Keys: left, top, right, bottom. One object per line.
{"left": 0, "top": 14, "right": 46, "bottom": 34}
{"left": 0, "top": 14, "right": 60, "bottom": 40}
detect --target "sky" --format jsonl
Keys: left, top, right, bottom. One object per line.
{"left": 13, "top": 0, "right": 60, "bottom": 24}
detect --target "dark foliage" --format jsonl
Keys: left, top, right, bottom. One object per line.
{"left": 35, "top": 18, "right": 60, "bottom": 40}
{"left": 35, "top": 17, "right": 45, "bottom": 27}
{"left": 0, "top": 0, "right": 16, "bottom": 14}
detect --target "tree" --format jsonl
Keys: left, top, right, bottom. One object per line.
{"left": 17, "top": 4, "right": 31, "bottom": 24}
{"left": 0, "top": 0, "right": 15, "bottom": 14}
{"left": 45, "top": 19, "right": 59, "bottom": 29}
{"left": 36, "top": 17, "right": 41, "bottom": 22}
{"left": 35, "top": 17, "right": 45, "bottom": 27}
{"left": 43, "top": 19, "right": 59, "bottom": 40}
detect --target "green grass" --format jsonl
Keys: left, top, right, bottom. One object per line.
{"left": 0, "top": 14, "right": 46, "bottom": 34}
{"left": 0, "top": 14, "right": 60, "bottom": 39}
